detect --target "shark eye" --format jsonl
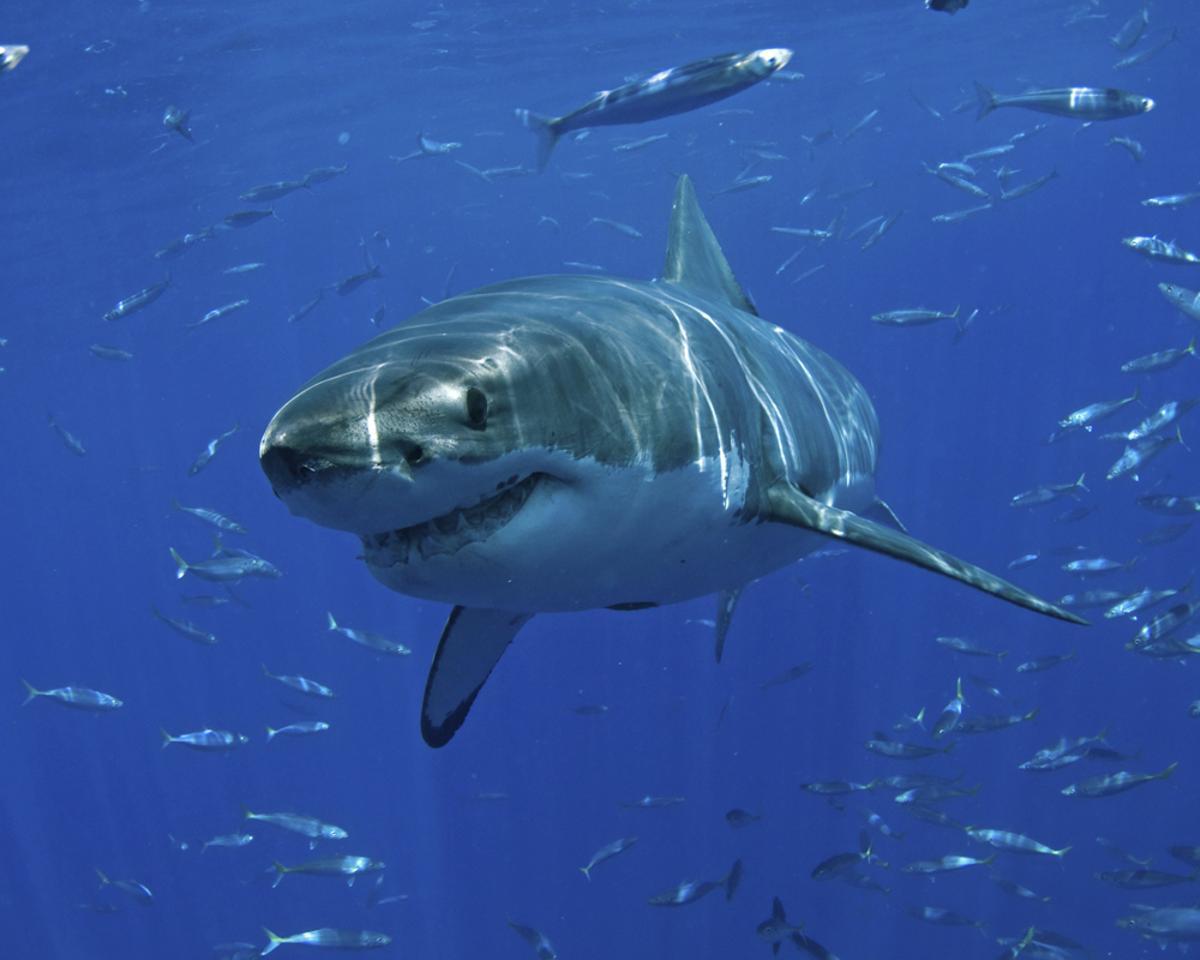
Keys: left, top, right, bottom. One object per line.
{"left": 465, "top": 387, "right": 488, "bottom": 430}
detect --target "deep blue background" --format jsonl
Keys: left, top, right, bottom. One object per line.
{"left": 2, "top": 1, "right": 1198, "bottom": 957}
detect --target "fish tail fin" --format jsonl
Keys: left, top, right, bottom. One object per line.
{"left": 974, "top": 82, "right": 998, "bottom": 120}
{"left": 160, "top": 728, "right": 173, "bottom": 748}
{"left": 1177, "top": 426, "right": 1190, "bottom": 453}
{"left": 579, "top": 866, "right": 591, "bottom": 882}
{"left": 261, "top": 663, "right": 273, "bottom": 679}
{"left": 1159, "top": 761, "right": 1180, "bottom": 780}
{"left": 1024, "top": 706, "right": 1039, "bottom": 722}
{"left": 241, "top": 804, "right": 255, "bottom": 820}
{"left": 21, "top": 678, "right": 39, "bottom": 706}
{"left": 915, "top": 706, "right": 926, "bottom": 728}
{"left": 171, "top": 498, "right": 182, "bottom": 512}
{"left": 326, "top": 611, "right": 338, "bottom": 631}
{"left": 982, "top": 853, "right": 997, "bottom": 866}
{"left": 271, "top": 862, "right": 288, "bottom": 888}
{"left": 950, "top": 305, "right": 960, "bottom": 320}
{"left": 1053, "top": 845, "right": 1072, "bottom": 857}
{"left": 262, "top": 928, "right": 283, "bottom": 955}
{"left": 1075, "top": 472, "right": 1089, "bottom": 493}
{"left": 996, "top": 650, "right": 1008, "bottom": 661}
{"left": 265, "top": 726, "right": 277, "bottom": 742}
{"left": 95, "top": 867, "right": 110, "bottom": 888}
{"left": 517, "top": 109, "right": 561, "bottom": 172}
{"left": 169, "top": 547, "right": 188, "bottom": 580}
{"left": 955, "top": 676, "right": 964, "bottom": 701}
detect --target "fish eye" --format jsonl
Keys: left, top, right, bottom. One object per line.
{"left": 465, "top": 387, "right": 489, "bottom": 429}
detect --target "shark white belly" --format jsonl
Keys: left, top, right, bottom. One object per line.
{"left": 261, "top": 175, "right": 1083, "bottom": 748}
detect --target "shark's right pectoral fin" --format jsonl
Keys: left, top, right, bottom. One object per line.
{"left": 421, "top": 607, "right": 533, "bottom": 748}
{"left": 764, "top": 483, "right": 1087, "bottom": 626}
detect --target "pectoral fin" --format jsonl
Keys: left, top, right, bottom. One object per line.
{"left": 764, "top": 483, "right": 1086, "bottom": 625}
{"left": 421, "top": 607, "right": 533, "bottom": 747}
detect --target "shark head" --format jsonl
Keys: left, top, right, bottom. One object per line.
{"left": 260, "top": 314, "right": 588, "bottom": 595}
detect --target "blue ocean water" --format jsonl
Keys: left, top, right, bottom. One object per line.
{"left": 3, "top": 0, "right": 1198, "bottom": 957}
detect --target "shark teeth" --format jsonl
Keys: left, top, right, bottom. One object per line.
{"left": 363, "top": 473, "right": 541, "bottom": 567}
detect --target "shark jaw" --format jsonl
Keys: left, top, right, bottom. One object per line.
{"left": 361, "top": 471, "right": 546, "bottom": 567}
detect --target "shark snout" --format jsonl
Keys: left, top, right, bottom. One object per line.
{"left": 260, "top": 440, "right": 324, "bottom": 496}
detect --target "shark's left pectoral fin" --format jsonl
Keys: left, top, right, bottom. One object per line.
{"left": 763, "top": 483, "right": 1087, "bottom": 626}
{"left": 421, "top": 607, "right": 534, "bottom": 747}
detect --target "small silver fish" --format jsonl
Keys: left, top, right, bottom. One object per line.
{"left": 22, "top": 680, "right": 123, "bottom": 710}
{"left": 327, "top": 612, "right": 410, "bottom": 655}
{"left": 188, "top": 424, "right": 238, "bottom": 476}
{"left": 266, "top": 721, "right": 330, "bottom": 741}
{"left": 89, "top": 344, "right": 134, "bottom": 361}
{"left": 202, "top": 832, "right": 254, "bottom": 853}
{"left": 587, "top": 217, "right": 643, "bottom": 239}
{"left": 161, "top": 728, "right": 249, "bottom": 751}
{"left": 579, "top": 836, "right": 638, "bottom": 880}
{"left": 173, "top": 500, "right": 246, "bottom": 534}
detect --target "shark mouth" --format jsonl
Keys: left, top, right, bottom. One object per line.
{"left": 362, "top": 473, "right": 543, "bottom": 566}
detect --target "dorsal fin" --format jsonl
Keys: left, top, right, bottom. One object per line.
{"left": 663, "top": 174, "right": 758, "bottom": 315}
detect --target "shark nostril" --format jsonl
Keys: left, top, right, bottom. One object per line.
{"left": 403, "top": 444, "right": 424, "bottom": 467}
{"left": 262, "top": 444, "right": 322, "bottom": 488}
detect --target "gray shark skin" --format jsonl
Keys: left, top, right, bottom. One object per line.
{"left": 261, "top": 175, "right": 1083, "bottom": 748}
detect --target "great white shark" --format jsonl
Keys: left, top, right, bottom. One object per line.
{"left": 260, "top": 175, "right": 1084, "bottom": 748}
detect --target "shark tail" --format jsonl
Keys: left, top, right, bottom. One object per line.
{"left": 266, "top": 726, "right": 277, "bottom": 742}
{"left": 326, "top": 611, "right": 338, "bottom": 631}
{"left": 517, "top": 109, "right": 561, "bottom": 172}
{"left": 579, "top": 866, "right": 591, "bottom": 882}
{"left": 1158, "top": 761, "right": 1180, "bottom": 780}
{"left": 974, "top": 81, "right": 998, "bottom": 120}
{"left": 160, "top": 728, "right": 174, "bottom": 749}
{"left": 95, "top": 867, "right": 110, "bottom": 889}
{"left": 169, "top": 547, "right": 188, "bottom": 580}
{"left": 1052, "top": 845, "right": 1072, "bottom": 858}
{"left": 271, "top": 861, "right": 288, "bottom": 888}
{"left": 21, "top": 678, "right": 39, "bottom": 706}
